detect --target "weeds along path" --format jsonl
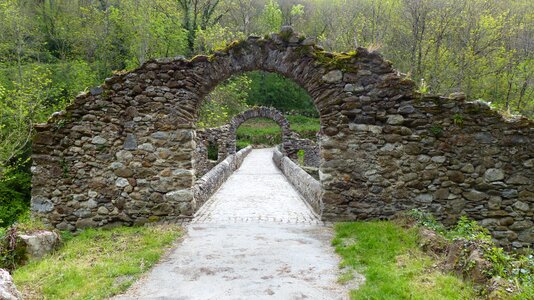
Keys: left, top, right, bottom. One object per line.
{"left": 113, "top": 148, "right": 353, "bottom": 300}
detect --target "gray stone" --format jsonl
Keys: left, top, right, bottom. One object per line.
{"left": 461, "top": 164, "right": 475, "bottom": 173}
{"left": 74, "top": 208, "right": 92, "bottom": 218}
{"left": 322, "top": 70, "right": 343, "bottom": 83}
{"left": 0, "top": 269, "right": 22, "bottom": 300}
{"left": 151, "top": 131, "right": 169, "bottom": 140}
{"left": 116, "top": 150, "right": 133, "bottom": 161}
{"left": 502, "top": 189, "right": 518, "bottom": 199}
{"left": 138, "top": 143, "right": 155, "bottom": 152}
{"left": 474, "top": 132, "right": 493, "bottom": 143}
{"left": 386, "top": 115, "right": 404, "bottom": 125}
{"left": 510, "top": 220, "right": 533, "bottom": 230}
{"left": 518, "top": 228, "right": 534, "bottom": 243}
{"left": 91, "top": 136, "right": 107, "bottom": 145}
{"left": 123, "top": 134, "right": 137, "bottom": 150}
{"left": 463, "top": 190, "right": 487, "bottom": 201}
{"left": 415, "top": 194, "right": 433, "bottom": 203}
{"left": 18, "top": 231, "right": 61, "bottom": 259}
{"left": 344, "top": 84, "right": 365, "bottom": 92}
{"left": 164, "top": 190, "right": 194, "bottom": 203}
{"left": 153, "top": 203, "right": 172, "bottom": 216}
{"left": 488, "top": 196, "right": 501, "bottom": 210}
{"left": 484, "top": 168, "right": 504, "bottom": 182}
{"left": 397, "top": 105, "right": 415, "bottom": 114}
{"left": 431, "top": 156, "right": 446, "bottom": 164}
{"left": 524, "top": 158, "right": 534, "bottom": 168}
{"left": 97, "top": 206, "right": 110, "bottom": 214}
{"left": 81, "top": 199, "right": 98, "bottom": 209}
{"left": 513, "top": 201, "right": 529, "bottom": 211}
{"left": 31, "top": 196, "right": 54, "bottom": 213}
{"left": 506, "top": 174, "right": 530, "bottom": 185}
{"left": 90, "top": 86, "right": 103, "bottom": 95}
{"left": 115, "top": 178, "right": 130, "bottom": 188}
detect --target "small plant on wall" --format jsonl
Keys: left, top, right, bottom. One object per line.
{"left": 297, "top": 149, "right": 305, "bottom": 165}
{"left": 452, "top": 113, "right": 464, "bottom": 126}
{"left": 429, "top": 124, "right": 444, "bottom": 137}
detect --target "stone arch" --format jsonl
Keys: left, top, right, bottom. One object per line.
{"left": 31, "top": 27, "right": 533, "bottom": 248}
{"left": 226, "top": 106, "right": 291, "bottom": 154}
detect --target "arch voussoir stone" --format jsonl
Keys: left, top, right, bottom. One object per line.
{"left": 31, "top": 27, "right": 533, "bottom": 249}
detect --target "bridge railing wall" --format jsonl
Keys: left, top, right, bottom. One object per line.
{"left": 193, "top": 146, "right": 252, "bottom": 210}
{"left": 273, "top": 146, "right": 322, "bottom": 215}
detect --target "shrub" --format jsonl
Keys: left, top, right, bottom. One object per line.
{"left": 0, "top": 225, "right": 27, "bottom": 271}
{"left": 0, "top": 169, "right": 32, "bottom": 227}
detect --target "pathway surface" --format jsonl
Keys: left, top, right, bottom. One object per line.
{"left": 114, "top": 148, "right": 351, "bottom": 300}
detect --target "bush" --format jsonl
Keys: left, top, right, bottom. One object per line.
{"left": 0, "top": 225, "right": 27, "bottom": 271}
{"left": 0, "top": 169, "right": 31, "bottom": 227}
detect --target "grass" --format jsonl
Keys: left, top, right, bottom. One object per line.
{"left": 12, "top": 225, "right": 181, "bottom": 300}
{"left": 333, "top": 221, "right": 478, "bottom": 300}
{"left": 236, "top": 115, "right": 320, "bottom": 149}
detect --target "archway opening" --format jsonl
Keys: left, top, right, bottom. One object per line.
{"left": 196, "top": 70, "right": 321, "bottom": 175}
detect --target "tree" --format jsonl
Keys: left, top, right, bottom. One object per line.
{"left": 177, "top": 0, "right": 225, "bottom": 54}
{"left": 0, "top": 67, "right": 54, "bottom": 170}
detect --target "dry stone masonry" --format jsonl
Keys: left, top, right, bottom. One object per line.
{"left": 32, "top": 26, "right": 533, "bottom": 248}
{"left": 195, "top": 106, "right": 319, "bottom": 176}
{"left": 273, "top": 147, "right": 322, "bottom": 214}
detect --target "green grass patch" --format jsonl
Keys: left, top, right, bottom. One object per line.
{"left": 13, "top": 225, "right": 181, "bottom": 300}
{"left": 236, "top": 115, "right": 320, "bottom": 149}
{"left": 333, "top": 221, "right": 478, "bottom": 300}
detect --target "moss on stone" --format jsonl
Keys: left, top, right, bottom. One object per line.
{"left": 148, "top": 216, "right": 160, "bottom": 223}
{"left": 312, "top": 50, "right": 359, "bottom": 72}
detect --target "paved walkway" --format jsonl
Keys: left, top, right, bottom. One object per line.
{"left": 114, "top": 148, "right": 350, "bottom": 300}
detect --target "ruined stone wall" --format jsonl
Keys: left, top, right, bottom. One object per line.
{"left": 273, "top": 147, "right": 322, "bottom": 214}
{"left": 194, "top": 125, "right": 231, "bottom": 177}
{"left": 322, "top": 95, "right": 533, "bottom": 248}
{"left": 285, "top": 133, "right": 321, "bottom": 168}
{"left": 31, "top": 27, "right": 533, "bottom": 248}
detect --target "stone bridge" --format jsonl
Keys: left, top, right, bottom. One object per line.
{"left": 31, "top": 27, "right": 533, "bottom": 248}
{"left": 195, "top": 106, "right": 319, "bottom": 176}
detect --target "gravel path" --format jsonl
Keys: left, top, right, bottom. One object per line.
{"left": 114, "top": 148, "right": 351, "bottom": 300}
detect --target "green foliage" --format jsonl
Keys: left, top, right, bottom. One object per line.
{"left": 417, "top": 78, "right": 429, "bottom": 94}
{"left": 235, "top": 115, "right": 319, "bottom": 148}
{"left": 406, "top": 209, "right": 446, "bottom": 234}
{"left": 207, "top": 142, "right": 219, "bottom": 161}
{"left": 13, "top": 225, "right": 181, "bottom": 299}
{"left": 0, "top": 225, "right": 27, "bottom": 271}
{"left": 297, "top": 150, "right": 305, "bottom": 165}
{"left": 247, "top": 71, "right": 316, "bottom": 116}
{"left": 259, "top": 0, "right": 283, "bottom": 33}
{"left": 0, "top": 167, "right": 31, "bottom": 228}
{"left": 429, "top": 124, "right": 444, "bottom": 137}
{"left": 447, "top": 216, "right": 491, "bottom": 241}
{"left": 198, "top": 74, "right": 251, "bottom": 128}
{"left": 452, "top": 113, "right": 464, "bottom": 126}
{"left": 333, "top": 221, "right": 476, "bottom": 299}
{"left": 236, "top": 118, "right": 282, "bottom": 146}
{"left": 408, "top": 209, "right": 534, "bottom": 296}
{"left": 0, "top": 66, "right": 58, "bottom": 168}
